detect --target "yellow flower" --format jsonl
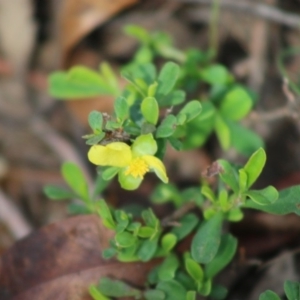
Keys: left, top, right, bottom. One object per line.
{"left": 88, "top": 134, "right": 168, "bottom": 190}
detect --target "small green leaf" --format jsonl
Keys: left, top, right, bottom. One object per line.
{"left": 201, "top": 185, "right": 216, "bottom": 202}
{"left": 157, "top": 280, "right": 187, "bottom": 300}
{"left": 217, "top": 160, "right": 239, "bottom": 193}
{"left": 198, "top": 279, "right": 212, "bottom": 296}
{"left": 88, "top": 111, "right": 103, "bottom": 133}
{"left": 138, "top": 237, "right": 159, "bottom": 262}
{"left": 159, "top": 90, "right": 186, "bottom": 107}
{"left": 219, "top": 88, "right": 252, "bottom": 121}
{"left": 102, "top": 167, "right": 120, "bottom": 181}
{"left": 98, "top": 278, "right": 142, "bottom": 298}
{"left": 209, "top": 284, "right": 228, "bottom": 300}
{"left": 168, "top": 137, "right": 183, "bottom": 151}
{"left": 214, "top": 114, "right": 230, "bottom": 150}
{"left": 85, "top": 133, "right": 105, "bottom": 145}
{"left": 161, "top": 233, "right": 177, "bottom": 252}
{"left": 96, "top": 199, "right": 116, "bottom": 229}
{"left": 138, "top": 226, "right": 155, "bottom": 238}
{"left": 245, "top": 185, "right": 300, "bottom": 215}
{"left": 259, "top": 290, "right": 281, "bottom": 300}
{"left": 148, "top": 82, "right": 158, "bottom": 97}
{"left": 186, "top": 291, "right": 196, "bottom": 300}
{"left": 284, "top": 280, "right": 300, "bottom": 300}
{"left": 244, "top": 148, "right": 266, "bottom": 188}
{"left": 67, "top": 203, "right": 91, "bottom": 215}
{"left": 49, "top": 66, "right": 115, "bottom": 98}
{"left": 124, "top": 24, "right": 150, "bottom": 44}
{"left": 102, "top": 247, "right": 117, "bottom": 259}
{"left": 227, "top": 208, "right": 244, "bottom": 222}
{"left": 244, "top": 186, "right": 278, "bottom": 205}
{"left": 191, "top": 212, "right": 223, "bottom": 264}
{"left": 156, "top": 62, "right": 180, "bottom": 98}
{"left": 158, "top": 253, "right": 180, "bottom": 281}
{"left": 43, "top": 185, "right": 73, "bottom": 200}
{"left": 142, "top": 208, "right": 159, "bottom": 228}
{"left": 61, "top": 162, "right": 89, "bottom": 201}
{"left": 185, "top": 258, "right": 204, "bottom": 282}
{"left": 200, "top": 65, "right": 229, "bottom": 85}
{"left": 144, "top": 289, "right": 165, "bottom": 300}
{"left": 151, "top": 183, "right": 181, "bottom": 206}
{"left": 156, "top": 115, "right": 177, "bottom": 138}
{"left": 114, "top": 96, "right": 128, "bottom": 122}
{"left": 115, "top": 232, "right": 137, "bottom": 248}
{"left": 171, "top": 213, "right": 199, "bottom": 241}
{"left": 205, "top": 234, "right": 238, "bottom": 278}
{"left": 141, "top": 97, "right": 159, "bottom": 125}
{"left": 177, "top": 100, "right": 202, "bottom": 123}
{"left": 100, "top": 62, "right": 118, "bottom": 90}
{"left": 89, "top": 285, "right": 110, "bottom": 300}
{"left": 239, "top": 169, "right": 248, "bottom": 193}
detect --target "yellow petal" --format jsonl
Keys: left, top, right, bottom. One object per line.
{"left": 143, "top": 155, "right": 168, "bottom": 183}
{"left": 88, "top": 142, "right": 132, "bottom": 167}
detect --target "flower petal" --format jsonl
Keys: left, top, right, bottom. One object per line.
{"left": 131, "top": 134, "right": 157, "bottom": 157}
{"left": 118, "top": 169, "right": 143, "bottom": 190}
{"left": 143, "top": 155, "right": 168, "bottom": 183}
{"left": 88, "top": 142, "right": 132, "bottom": 167}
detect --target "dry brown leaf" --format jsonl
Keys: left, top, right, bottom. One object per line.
{"left": 0, "top": 215, "right": 160, "bottom": 300}
{"left": 59, "top": 0, "right": 138, "bottom": 64}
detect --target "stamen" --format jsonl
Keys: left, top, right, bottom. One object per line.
{"left": 125, "top": 157, "right": 149, "bottom": 178}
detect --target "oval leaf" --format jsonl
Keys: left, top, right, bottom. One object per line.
{"left": 141, "top": 97, "right": 159, "bottom": 125}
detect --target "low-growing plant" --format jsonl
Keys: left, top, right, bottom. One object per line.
{"left": 45, "top": 25, "right": 300, "bottom": 299}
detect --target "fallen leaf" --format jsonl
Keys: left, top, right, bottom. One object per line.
{"left": 0, "top": 215, "right": 159, "bottom": 300}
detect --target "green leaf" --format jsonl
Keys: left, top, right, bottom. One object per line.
{"left": 198, "top": 279, "right": 212, "bottom": 296}
{"left": 217, "top": 160, "right": 239, "bottom": 193}
{"left": 168, "top": 137, "right": 182, "bottom": 151}
{"left": 115, "top": 232, "right": 137, "bottom": 248}
{"left": 85, "top": 133, "right": 105, "bottom": 145}
{"left": 161, "top": 233, "right": 177, "bottom": 252}
{"left": 244, "top": 186, "right": 278, "bottom": 205}
{"left": 177, "top": 100, "right": 202, "bottom": 123}
{"left": 158, "top": 253, "right": 180, "bottom": 281}
{"left": 284, "top": 280, "right": 300, "bottom": 300}
{"left": 214, "top": 114, "right": 230, "bottom": 150}
{"left": 102, "top": 167, "right": 120, "bottom": 181}
{"left": 88, "top": 111, "right": 103, "bottom": 133}
{"left": 144, "top": 290, "right": 165, "bottom": 300}
{"left": 100, "top": 62, "right": 118, "bottom": 90}
{"left": 61, "top": 162, "right": 89, "bottom": 201}
{"left": 151, "top": 183, "right": 181, "bottom": 206}
{"left": 239, "top": 169, "right": 248, "bottom": 193}
{"left": 205, "top": 234, "right": 238, "bottom": 278}
{"left": 209, "top": 284, "right": 228, "bottom": 300}
{"left": 156, "top": 115, "right": 177, "bottom": 138}
{"left": 159, "top": 90, "right": 186, "bottom": 107}
{"left": 141, "top": 97, "right": 159, "bottom": 125}
{"left": 191, "top": 212, "right": 223, "bottom": 264}
{"left": 98, "top": 278, "right": 142, "bottom": 298}
{"left": 138, "top": 226, "right": 155, "bottom": 238}
{"left": 96, "top": 199, "right": 116, "bottom": 229}
{"left": 148, "top": 82, "right": 158, "bottom": 97}
{"left": 67, "top": 203, "right": 91, "bottom": 215}
{"left": 185, "top": 258, "right": 204, "bottom": 282}
{"left": 124, "top": 24, "right": 150, "bottom": 44}
{"left": 244, "top": 148, "right": 266, "bottom": 188}
{"left": 171, "top": 213, "right": 199, "bottom": 241}
{"left": 245, "top": 185, "right": 300, "bottom": 215}
{"left": 186, "top": 291, "right": 196, "bottom": 300}
{"left": 49, "top": 66, "right": 115, "bottom": 98}
{"left": 142, "top": 208, "right": 159, "bottom": 228}
{"left": 156, "top": 280, "right": 187, "bottom": 300}
{"left": 138, "top": 237, "right": 159, "bottom": 262}
{"left": 200, "top": 65, "right": 230, "bottom": 85}
{"left": 43, "top": 185, "right": 73, "bottom": 200}
{"left": 219, "top": 88, "right": 252, "bottom": 121}
{"left": 102, "top": 247, "right": 117, "bottom": 259}
{"left": 114, "top": 96, "right": 128, "bottom": 122}
{"left": 227, "top": 208, "right": 244, "bottom": 222}
{"left": 259, "top": 290, "right": 281, "bottom": 300}
{"left": 89, "top": 285, "right": 110, "bottom": 300}
{"left": 227, "top": 121, "right": 264, "bottom": 156}
{"left": 156, "top": 62, "right": 180, "bottom": 98}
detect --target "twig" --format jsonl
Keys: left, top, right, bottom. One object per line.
{"left": 0, "top": 189, "right": 32, "bottom": 239}
{"left": 161, "top": 201, "right": 196, "bottom": 227}
{"left": 175, "top": 0, "right": 300, "bottom": 29}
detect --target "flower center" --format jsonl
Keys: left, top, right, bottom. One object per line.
{"left": 125, "top": 157, "right": 149, "bottom": 178}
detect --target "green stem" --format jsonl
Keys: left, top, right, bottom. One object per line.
{"left": 209, "top": 0, "right": 221, "bottom": 60}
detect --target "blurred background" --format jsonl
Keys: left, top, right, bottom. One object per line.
{"left": 1, "top": 1, "right": 300, "bottom": 289}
